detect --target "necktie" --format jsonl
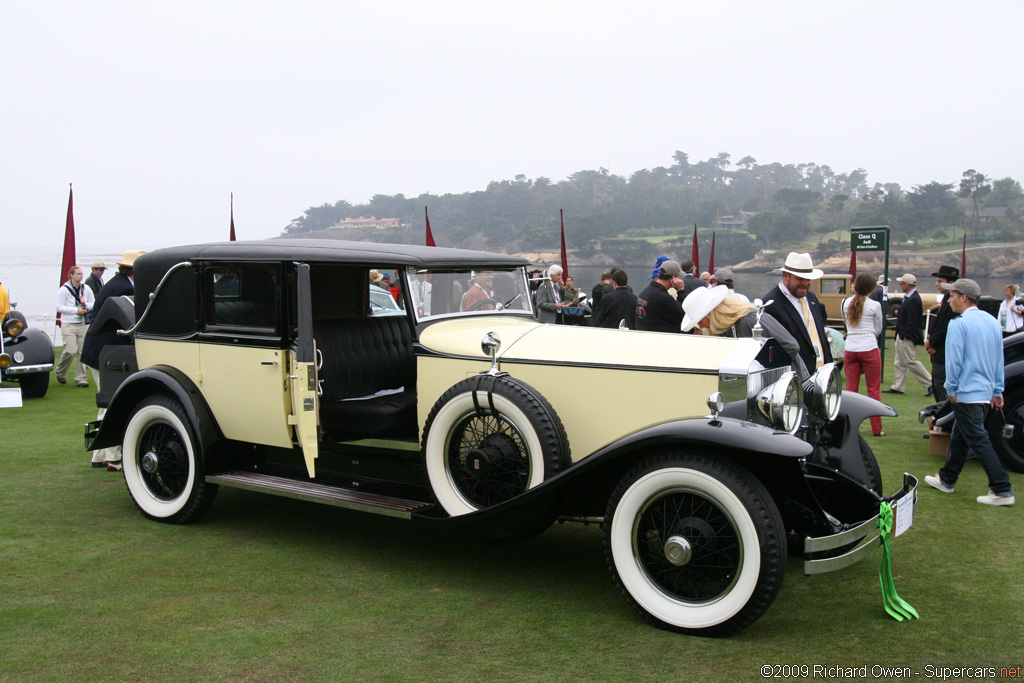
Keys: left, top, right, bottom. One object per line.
{"left": 801, "top": 297, "right": 824, "bottom": 368}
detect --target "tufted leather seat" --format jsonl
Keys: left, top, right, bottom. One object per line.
{"left": 313, "top": 316, "right": 417, "bottom": 440}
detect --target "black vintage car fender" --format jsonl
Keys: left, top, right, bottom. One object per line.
{"left": 85, "top": 366, "right": 222, "bottom": 453}
{"left": 429, "top": 416, "right": 814, "bottom": 536}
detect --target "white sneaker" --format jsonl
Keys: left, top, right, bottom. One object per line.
{"left": 925, "top": 474, "right": 955, "bottom": 494}
{"left": 977, "top": 491, "right": 1015, "bottom": 506}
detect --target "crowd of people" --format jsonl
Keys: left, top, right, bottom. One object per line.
{"left": 528, "top": 252, "right": 1015, "bottom": 506}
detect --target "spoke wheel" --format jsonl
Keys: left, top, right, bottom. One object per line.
{"left": 423, "top": 376, "right": 570, "bottom": 517}
{"left": 604, "top": 453, "right": 785, "bottom": 637}
{"left": 122, "top": 393, "right": 217, "bottom": 524}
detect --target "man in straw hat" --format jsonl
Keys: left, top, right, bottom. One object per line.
{"left": 762, "top": 252, "right": 832, "bottom": 373}
{"left": 82, "top": 249, "right": 146, "bottom": 470}
{"left": 924, "top": 279, "right": 1014, "bottom": 506}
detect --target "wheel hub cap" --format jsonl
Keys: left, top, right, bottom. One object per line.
{"left": 141, "top": 450, "right": 159, "bottom": 474}
{"left": 664, "top": 535, "right": 693, "bottom": 566}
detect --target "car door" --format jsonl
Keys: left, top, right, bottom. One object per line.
{"left": 196, "top": 263, "right": 296, "bottom": 452}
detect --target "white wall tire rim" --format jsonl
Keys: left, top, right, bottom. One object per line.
{"left": 425, "top": 391, "right": 545, "bottom": 516}
{"left": 610, "top": 467, "right": 761, "bottom": 629}
{"left": 123, "top": 404, "right": 196, "bottom": 518}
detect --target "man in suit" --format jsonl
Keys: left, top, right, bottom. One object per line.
{"left": 411, "top": 271, "right": 432, "bottom": 317}
{"left": 762, "top": 252, "right": 833, "bottom": 373}
{"left": 81, "top": 249, "right": 146, "bottom": 470}
{"left": 884, "top": 273, "right": 931, "bottom": 395}
{"left": 926, "top": 265, "right": 960, "bottom": 403}
{"left": 677, "top": 259, "right": 706, "bottom": 303}
{"left": 534, "top": 265, "right": 565, "bottom": 324}
{"left": 594, "top": 269, "right": 637, "bottom": 329}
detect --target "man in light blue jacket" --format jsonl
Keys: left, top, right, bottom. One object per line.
{"left": 925, "top": 279, "right": 1014, "bottom": 506}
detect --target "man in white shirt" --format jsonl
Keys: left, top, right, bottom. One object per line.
{"left": 412, "top": 271, "right": 432, "bottom": 317}
{"left": 55, "top": 265, "right": 94, "bottom": 387}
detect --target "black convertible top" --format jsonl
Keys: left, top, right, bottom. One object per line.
{"left": 134, "top": 239, "right": 530, "bottom": 304}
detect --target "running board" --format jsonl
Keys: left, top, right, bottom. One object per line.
{"left": 206, "top": 471, "right": 434, "bottom": 519}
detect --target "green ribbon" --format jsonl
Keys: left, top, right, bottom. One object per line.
{"left": 877, "top": 502, "right": 919, "bottom": 621}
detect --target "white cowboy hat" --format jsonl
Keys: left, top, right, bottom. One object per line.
{"left": 681, "top": 285, "right": 730, "bottom": 332}
{"left": 777, "top": 252, "right": 823, "bottom": 280}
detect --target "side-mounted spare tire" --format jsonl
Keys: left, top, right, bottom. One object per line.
{"left": 422, "top": 374, "right": 571, "bottom": 516}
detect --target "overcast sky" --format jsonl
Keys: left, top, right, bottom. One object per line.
{"left": 3, "top": 0, "right": 1022, "bottom": 249}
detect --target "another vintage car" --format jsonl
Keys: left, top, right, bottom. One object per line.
{"left": 85, "top": 240, "right": 918, "bottom": 637}
{"left": 921, "top": 330, "right": 1024, "bottom": 474}
{"left": 1, "top": 307, "right": 54, "bottom": 398}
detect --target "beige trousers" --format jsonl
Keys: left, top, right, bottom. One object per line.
{"left": 55, "top": 322, "right": 89, "bottom": 385}
{"left": 891, "top": 336, "right": 931, "bottom": 392}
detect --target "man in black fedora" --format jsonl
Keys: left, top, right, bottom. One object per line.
{"left": 763, "top": 252, "right": 832, "bottom": 373}
{"left": 926, "top": 264, "right": 960, "bottom": 403}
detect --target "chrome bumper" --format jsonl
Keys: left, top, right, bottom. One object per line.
{"left": 4, "top": 363, "right": 54, "bottom": 375}
{"left": 803, "top": 472, "right": 919, "bottom": 575}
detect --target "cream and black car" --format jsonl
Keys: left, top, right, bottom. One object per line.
{"left": 86, "top": 239, "right": 918, "bottom": 637}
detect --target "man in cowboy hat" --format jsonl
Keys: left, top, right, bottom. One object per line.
{"left": 762, "top": 252, "right": 832, "bottom": 373}
{"left": 883, "top": 273, "right": 931, "bottom": 395}
{"left": 926, "top": 264, "right": 960, "bottom": 403}
{"left": 82, "top": 249, "right": 146, "bottom": 469}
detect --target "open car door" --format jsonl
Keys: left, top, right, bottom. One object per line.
{"left": 289, "top": 263, "right": 319, "bottom": 476}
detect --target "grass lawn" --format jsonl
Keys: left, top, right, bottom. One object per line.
{"left": 1, "top": 348, "right": 1021, "bottom": 682}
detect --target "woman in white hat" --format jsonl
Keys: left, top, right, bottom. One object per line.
{"left": 682, "top": 286, "right": 810, "bottom": 382}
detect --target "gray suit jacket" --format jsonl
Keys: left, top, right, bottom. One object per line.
{"left": 535, "top": 281, "right": 563, "bottom": 324}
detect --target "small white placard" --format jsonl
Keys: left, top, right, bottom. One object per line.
{"left": 892, "top": 490, "right": 915, "bottom": 537}
{"left": 0, "top": 387, "right": 24, "bottom": 408}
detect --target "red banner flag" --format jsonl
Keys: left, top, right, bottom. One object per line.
{"left": 559, "top": 209, "right": 569, "bottom": 280}
{"left": 958, "top": 235, "right": 966, "bottom": 278}
{"left": 848, "top": 251, "right": 857, "bottom": 279}
{"left": 708, "top": 231, "right": 716, "bottom": 275}
{"left": 425, "top": 207, "right": 436, "bottom": 247}
{"left": 230, "top": 193, "right": 236, "bottom": 241}
{"left": 57, "top": 184, "right": 77, "bottom": 326}
{"left": 691, "top": 225, "right": 699, "bottom": 273}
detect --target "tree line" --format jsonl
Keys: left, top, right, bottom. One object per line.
{"left": 282, "top": 151, "right": 1024, "bottom": 266}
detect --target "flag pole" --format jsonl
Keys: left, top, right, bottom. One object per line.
{"left": 708, "top": 231, "right": 716, "bottom": 275}
{"left": 960, "top": 234, "right": 966, "bottom": 278}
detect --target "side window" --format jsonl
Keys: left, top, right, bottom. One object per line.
{"left": 820, "top": 278, "right": 847, "bottom": 295}
{"left": 203, "top": 264, "right": 281, "bottom": 334}
{"left": 367, "top": 268, "right": 405, "bottom": 317}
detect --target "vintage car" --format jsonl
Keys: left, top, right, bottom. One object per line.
{"left": 85, "top": 240, "right": 918, "bottom": 637}
{"left": 921, "top": 330, "right": 1024, "bottom": 474}
{"left": 1, "top": 307, "right": 54, "bottom": 398}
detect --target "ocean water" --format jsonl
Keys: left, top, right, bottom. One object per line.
{"left": 2, "top": 246, "right": 126, "bottom": 346}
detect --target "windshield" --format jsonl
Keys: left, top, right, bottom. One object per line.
{"left": 406, "top": 267, "right": 534, "bottom": 322}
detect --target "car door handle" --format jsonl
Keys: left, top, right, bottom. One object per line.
{"left": 261, "top": 360, "right": 278, "bottom": 366}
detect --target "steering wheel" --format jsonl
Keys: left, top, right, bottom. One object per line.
{"left": 466, "top": 298, "right": 500, "bottom": 311}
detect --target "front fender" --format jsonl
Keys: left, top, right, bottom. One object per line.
{"left": 425, "top": 416, "right": 813, "bottom": 531}
{"left": 85, "top": 366, "right": 222, "bottom": 452}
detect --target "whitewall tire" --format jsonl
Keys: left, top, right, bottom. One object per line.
{"left": 603, "top": 454, "right": 786, "bottom": 636}
{"left": 422, "top": 376, "right": 570, "bottom": 517}
{"left": 122, "top": 394, "right": 217, "bottom": 524}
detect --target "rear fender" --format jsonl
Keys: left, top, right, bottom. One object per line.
{"left": 86, "top": 366, "right": 222, "bottom": 453}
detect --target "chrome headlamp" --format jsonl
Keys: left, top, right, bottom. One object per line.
{"left": 806, "top": 362, "right": 842, "bottom": 422}
{"left": 755, "top": 371, "right": 803, "bottom": 434}
{"left": 4, "top": 316, "right": 25, "bottom": 338}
